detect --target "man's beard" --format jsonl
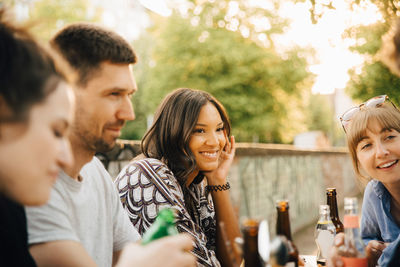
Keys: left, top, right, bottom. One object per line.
{"left": 74, "top": 119, "right": 124, "bottom": 153}
{"left": 93, "top": 138, "right": 116, "bottom": 153}
{"left": 75, "top": 126, "right": 118, "bottom": 153}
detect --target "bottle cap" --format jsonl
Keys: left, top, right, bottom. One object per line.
{"left": 319, "top": 204, "right": 330, "bottom": 214}
{"left": 344, "top": 197, "right": 358, "bottom": 210}
{"left": 157, "top": 208, "right": 176, "bottom": 224}
{"left": 275, "top": 200, "right": 289, "bottom": 210}
{"left": 326, "top": 188, "right": 337, "bottom": 195}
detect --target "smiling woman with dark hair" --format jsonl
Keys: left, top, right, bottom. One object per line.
{"left": 115, "top": 88, "right": 242, "bottom": 267}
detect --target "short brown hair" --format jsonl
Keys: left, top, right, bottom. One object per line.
{"left": 346, "top": 103, "right": 400, "bottom": 181}
{"left": 50, "top": 23, "right": 137, "bottom": 85}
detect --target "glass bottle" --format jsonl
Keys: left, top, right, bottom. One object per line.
{"left": 315, "top": 204, "right": 336, "bottom": 266}
{"left": 326, "top": 188, "right": 344, "bottom": 233}
{"left": 337, "top": 197, "right": 368, "bottom": 267}
{"left": 276, "top": 200, "right": 299, "bottom": 267}
{"left": 141, "top": 208, "right": 179, "bottom": 245}
{"left": 242, "top": 219, "right": 264, "bottom": 267}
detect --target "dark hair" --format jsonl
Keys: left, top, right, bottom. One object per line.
{"left": 141, "top": 88, "right": 231, "bottom": 212}
{"left": 0, "top": 9, "right": 64, "bottom": 123}
{"left": 50, "top": 23, "right": 137, "bottom": 85}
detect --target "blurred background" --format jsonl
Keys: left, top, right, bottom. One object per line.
{"left": 6, "top": 0, "right": 398, "bottom": 253}
{"left": 4, "top": 0, "right": 400, "bottom": 147}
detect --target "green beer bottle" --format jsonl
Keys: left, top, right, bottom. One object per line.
{"left": 141, "top": 208, "right": 179, "bottom": 245}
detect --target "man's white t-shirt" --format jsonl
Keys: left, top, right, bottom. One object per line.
{"left": 26, "top": 157, "right": 140, "bottom": 267}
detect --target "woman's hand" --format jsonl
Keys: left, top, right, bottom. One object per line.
{"left": 203, "top": 133, "right": 235, "bottom": 185}
{"left": 366, "top": 240, "right": 388, "bottom": 267}
{"left": 327, "top": 233, "right": 388, "bottom": 267}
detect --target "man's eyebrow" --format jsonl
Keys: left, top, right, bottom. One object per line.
{"left": 105, "top": 87, "right": 136, "bottom": 94}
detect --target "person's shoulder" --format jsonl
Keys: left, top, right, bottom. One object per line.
{"left": 132, "top": 157, "right": 166, "bottom": 167}
{"left": 362, "top": 180, "right": 384, "bottom": 213}
{"left": 120, "top": 158, "right": 170, "bottom": 175}
{"left": 81, "top": 156, "right": 111, "bottom": 179}
{"left": 364, "top": 179, "right": 379, "bottom": 196}
{"left": 87, "top": 156, "right": 107, "bottom": 171}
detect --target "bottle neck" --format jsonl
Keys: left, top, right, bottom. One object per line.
{"left": 327, "top": 193, "right": 339, "bottom": 219}
{"left": 276, "top": 210, "right": 293, "bottom": 240}
{"left": 318, "top": 211, "right": 332, "bottom": 222}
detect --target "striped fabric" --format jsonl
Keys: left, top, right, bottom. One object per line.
{"left": 115, "top": 158, "right": 220, "bottom": 267}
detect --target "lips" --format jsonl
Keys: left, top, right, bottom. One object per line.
{"left": 377, "top": 160, "right": 398, "bottom": 169}
{"left": 199, "top": 151, "right": 219, "bottom": 159}
{"left": 106, "top": 128, "right": 122, "bottom": 136}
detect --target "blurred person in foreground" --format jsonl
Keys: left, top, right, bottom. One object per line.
{"left": 328, "top": 19, "right": 400, "bottom": 267}
{"left": 24, "top": 22, "right": 195, "bottom": 267}
{"left": 0, "top": 8, "right": 74, "bottom": 266}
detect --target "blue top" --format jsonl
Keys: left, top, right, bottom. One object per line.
{"left": 361, "top": 180, "right": 400, "bottom": 266}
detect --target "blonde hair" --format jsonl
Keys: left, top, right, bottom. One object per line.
{"left": 346, "top": 103, "right": 400, "bottom": 182}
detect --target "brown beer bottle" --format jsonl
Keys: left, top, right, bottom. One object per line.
{"left": 242, "top": 219, "right": 263, "bottom": 267}
{"left": 276, "top": 200, "right": 299, "bottom": 267}
{"left": 326, "top": 188, "right": 344, "bottom": 234}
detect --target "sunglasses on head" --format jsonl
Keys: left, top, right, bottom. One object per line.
{"left": 339, "top": 95, "right": 398, "bottom": 133}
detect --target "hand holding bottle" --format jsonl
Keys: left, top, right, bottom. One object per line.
{"left": 328, "top": 233, "right": 388, "bottom": 267}
{"left": 116, "top": 234, "right": 196, "bottom": 267}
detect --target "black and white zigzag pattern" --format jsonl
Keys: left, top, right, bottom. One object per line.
{"left": 115, "top": 158, "right": 221, "bottom": 267}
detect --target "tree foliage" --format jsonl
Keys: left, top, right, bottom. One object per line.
{"left": 299, "top": 0, "right": 400, "bottom": 105}
{"left": 344, "top": 16, "right": 400, "bottom": 104}
{"left": 9, "top": 0, "right": 101, "bottom": 42}
{"left": 123, "top": 1, "right": 313, "bottom": 143}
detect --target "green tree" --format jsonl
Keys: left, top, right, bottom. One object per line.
{"left": 120, "top": 33, "right": 156, "bottom": 140}
{"left": 298, "top": 0, "right": 400, "bottom": 104}
{"left": 124, "top": 6, "right": 313, "bottom": 143}
{"left": 4, "top": 0, "right": 102, "bottom": 42}
{"left": 345, "top": 21, "right": 400, "bottom": 104}
{"left": 28, "top": 0, "right": 101, "bottom": 41}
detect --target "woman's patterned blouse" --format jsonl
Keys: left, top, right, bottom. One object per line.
{"left": 115, "top": 158, "right": 220, "bottom": 267}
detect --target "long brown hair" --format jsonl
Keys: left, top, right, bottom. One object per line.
{"left": 141, "top": 88, "right": 231, "bottom": 212}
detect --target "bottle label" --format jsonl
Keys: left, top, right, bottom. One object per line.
{"left": 343, "top": 215, "right": 359, "bottom": 228}
{"left": 340, "top": 256, "right": 368, "bottom": 267}
{"left": 316, "top": 230, "right": 334, "bottom": 258}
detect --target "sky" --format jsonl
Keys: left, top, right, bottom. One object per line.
{"left": 133, "top": 0, "right": 382, "bottom": 95}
